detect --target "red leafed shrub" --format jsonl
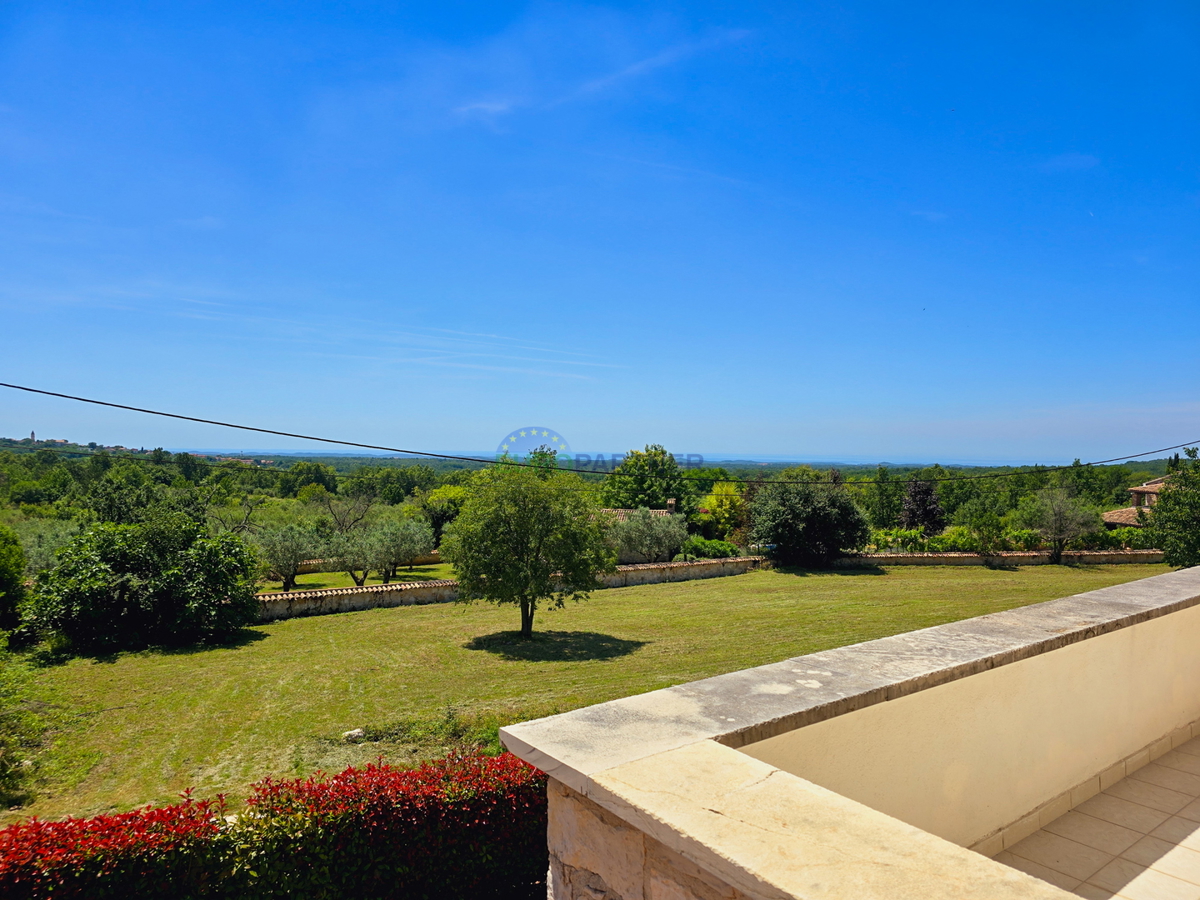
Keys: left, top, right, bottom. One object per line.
{"left": 0, "top": 752, "right": 548, "bottom": 900}
{"left": 0, "top": 794, "right": 230, "bottom": 899}
{"left": 237, "top": 751, "right": 548, "bottom": 899}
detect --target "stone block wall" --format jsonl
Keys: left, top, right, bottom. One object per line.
{"left": 257, "top": 557, "right": 766, "bottom": 622}
{"left": 548, "top": 778, "right": 751, "bottom": 900}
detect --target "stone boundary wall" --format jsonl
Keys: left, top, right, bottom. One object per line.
{"left": 258, "top": 556, "right": 766, "bottom": 622}
{"left": 835, "top": 549, "right": 1163, "bottom": 567}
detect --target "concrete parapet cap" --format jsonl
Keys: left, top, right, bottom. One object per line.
{"left": 501, "top": 567, "right": 1200, "bottom": 794}
{"left": 585, "top": 740, "right": 1072, "bottom": 900}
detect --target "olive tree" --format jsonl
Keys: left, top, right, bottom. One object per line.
{"left": 1012, "top": 487, "right": 1102, "bottom": 564}
{"left": 610, "top": 508, "right": 688, "bottom": 563}
{"left": 256, "top": 524, "right": 324, "bottom": 592}
{"left": 370, "top": 519, "right": 435, "bottom": 583}
{"left": 441, "top": 466, "right": 613, "bottom": 639}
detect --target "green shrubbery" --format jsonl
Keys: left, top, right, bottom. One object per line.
{"left": 675, "top": 536, "right": 741, "bottom": 561}
{"left": 870, "top": 524, "right": 1152, "bottom": 554}
{"left": 0, "top": 527, "right": 25, "bottom": 630}
{"left": 21, "top": 513, "right": 259, "bottom": 653}
{"left": 0, "top": 751, "right": 547, "bottom": 900}
{"left": 1149, "top": 449, "right": 1200, "bottom": 568}
{"left": 610, "top": 508, "right": 688, "bottom": 564}
{"left": 750, "top": 481, "right": 869, "bottom": 567}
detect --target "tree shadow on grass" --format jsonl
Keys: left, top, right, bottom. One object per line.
{"left": 27, "top": 628, "right": 269, "bottom": 667}
{"left": 772, "top": 564, "right": 887, "bottom": 577}
{"left": 465, "top": 630, "right": 648, "bottom": 662}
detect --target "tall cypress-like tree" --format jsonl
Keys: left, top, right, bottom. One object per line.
{"left": 900, "top": 478, "right": 946, "bottom": 535}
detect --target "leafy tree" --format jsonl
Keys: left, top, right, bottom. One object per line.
{"left": 0, "top": 526, "right": 26, "bottom": 629}
{"left": 23, "top": 512, "right": 258, "bottom": 653}
{"left": 1012, "top": 488, "right": 1103, "bottom": 564}
{"left": 370, "top": 519, "right": 435, "bottom": 583}
{"left": 302, "top": 485, "right": 374, "bottom": 534}
{"left": 953, "top": 494, "right": 1007, "bottom": 553}
{"left": 599, "top": 445, "right": 695, "bottom": 516}
{"left": 172, "top": 452, "right": 206, "bottom": 483}
{"left": 10, "top": 518, "right": 79, "bottom": 578}
{"left": 277, "top": 461, "right": 339, "bottom": 498}
{"left": 702, "top": 481, "right": 747, "bottom": 540}
{"left": 441, "top": 466, "right": 613, "bottom": 639}
{"left": 682, "top": 467, "right": 733, "bottom": 498}
{"left": 750, "top": 480, "right": 869, "bottom": 567}
{"left": 256, "top": 524, "right": 325, "bottom": 591}
{"left": 343, "top": 465, "right": 437, "bottom": 504}
{"left": 417, "top": 485, "right": 470, "bottom": 547}
{"left": 864, "top": 466, "right": 904, "bottom": 529}
{"left": 610, "top": 508, "right": 688, "bottom": 563}
{"left": 82, "top": 466, "right": 160, "bottom": 524}
{"left": 900, "top": 478, "right": 946, "bottom": 536}
{"left": 1149, "top": 448, "right": 1200, "bottom": 568}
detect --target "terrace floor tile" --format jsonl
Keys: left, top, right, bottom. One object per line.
{"left": 996, "top": 751, "right": 1200, "bottom": 899}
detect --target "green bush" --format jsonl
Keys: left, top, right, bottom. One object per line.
{"left": 925, "top": 525, "right": 979, "bottom": 553}
{"left": 675, "top": 536, "right": 741, "bottom": 561}
{"left": 750, "top": 481, "right": 869, "bottom": 567}
{"left": 22, "top": 513, "right": 258, "bottom": 653}
{"left": 0, "top": 527, "right": 25, "bottom": 630}
{"left": 0, "top": 752, "right": 547, "bottom": 900}
{"left": 1105, "top": 526, "right": 1158, "bottom": 550}
{"left": 869, "top": 528, "right": 928, "bottom": 552}
{"left": 610, "top": 509, "right": 688, "bottom": 564}
{"left": 1149, "top": 449, "right": 1200, "bottom": 567}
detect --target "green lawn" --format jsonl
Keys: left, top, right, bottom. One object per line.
{"left": 257, "top": 563, "right": 456, "bottom": 592}
{"left": 9, "top": 563, "right": 1170, "bottom": 824}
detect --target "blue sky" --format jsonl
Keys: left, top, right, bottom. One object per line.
{"left": 1, "top": 1, "right": 1197, "bottom": 464}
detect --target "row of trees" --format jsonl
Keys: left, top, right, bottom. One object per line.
{"left": 1, "top": 443, "right": 1197, "bottom": 651}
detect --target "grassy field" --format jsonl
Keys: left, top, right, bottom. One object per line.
{"left": 8, "top": 563, "right": 1171, "bottom": 824}
{"left": 257, "top": 563, "right": 456, "bottom": 592}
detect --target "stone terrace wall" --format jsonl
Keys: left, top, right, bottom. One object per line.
{"left": 258, "top": 579, "right": 459, "bottom": 621}
{"left": 258, "top": 556, "right": 766, "bottom": 622}
{"left": 835, "top": 549, "right": 1163, "bottom": 567}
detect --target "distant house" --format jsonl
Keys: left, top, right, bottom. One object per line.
{"left": 600, "top": 499, "right": 677, "bottom": 521}
{"left": 1102, "top": 476, "right": 1169, "bottom": 528}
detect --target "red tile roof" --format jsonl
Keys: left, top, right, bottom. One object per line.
{"left": 1102, "top": 507, "right": 1145, "bottom": 527}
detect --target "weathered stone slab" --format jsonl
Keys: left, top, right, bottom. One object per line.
{"left": 502, "top": 567, "right": 1200, "bottom": 790}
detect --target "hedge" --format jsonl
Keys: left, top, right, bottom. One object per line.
{"left": 0, "top": 752, "right": 547, "bottom": 900}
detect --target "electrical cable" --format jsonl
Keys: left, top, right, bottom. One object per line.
{"left": 1, "top": 381, "right": 1195, "bottom": 486}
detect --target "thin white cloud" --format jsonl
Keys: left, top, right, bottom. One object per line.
{"left": 566, "top": 29, "right": 751, "bottom": 102}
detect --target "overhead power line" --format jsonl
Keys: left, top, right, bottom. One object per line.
{"left": 0, "top": 381, "right": 1194, "bottom": 487}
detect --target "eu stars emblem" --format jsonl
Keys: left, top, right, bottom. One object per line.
{"left": 496, "top": 427, "right": 571, "bottom": 464}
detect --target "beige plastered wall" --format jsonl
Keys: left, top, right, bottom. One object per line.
{"left": 739, "top": 600, "right": 1200, "bottom": 850}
